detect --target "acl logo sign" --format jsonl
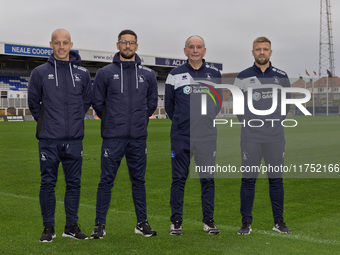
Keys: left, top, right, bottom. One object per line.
{"left": 197, "top": 81, "right": 312, "bottom": 116}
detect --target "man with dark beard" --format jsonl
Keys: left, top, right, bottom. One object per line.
{"left": 234, "top": 36, "right": 291, "bottom": 235}
{"left": 91, "top": 29, "right": 158, "bottom": 238}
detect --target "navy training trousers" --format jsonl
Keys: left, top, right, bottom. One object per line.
{"left": 38, "top": 139, "right": 83, "bottom": 226}
{"left": 170, "top": 139, "right": 216, "bottom": 223}
{"left": 95, "top": 139, "right": 147, "bottom": 224}
{"left": 240, "top": 140, "right": 285, "bottom": 223}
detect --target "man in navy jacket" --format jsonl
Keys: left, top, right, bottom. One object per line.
{"left": 91, "top": 29, "right": 158, "bottom": 238}
{"left": 165, "top": 35, "right": 221, "bottom": 235}
{"left": 234, "top": 36, "right": 291, "bottom": 235}
{"left": 28, "top": 28, "right": 92, "bottom": 242}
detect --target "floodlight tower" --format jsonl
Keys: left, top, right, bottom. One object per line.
{"left": 319, "top": 0, "right": 335, "bottom": 78}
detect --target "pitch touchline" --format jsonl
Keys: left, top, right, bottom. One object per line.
{"left": 1, "top": 191, "right": 339, "bottom": 245}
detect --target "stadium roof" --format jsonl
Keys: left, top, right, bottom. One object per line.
{"left": 0, "top": 41, "right": 223, "bottom": 71}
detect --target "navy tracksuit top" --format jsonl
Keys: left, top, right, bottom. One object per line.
{"left": 165, "top": 59, "right": 222, "bottom": 142}
{"left": 92, "top": 52, "right": 158, "bottom": 140}
{"left": 28, "top": 51, "right": 92, "bottom": 140}
{"left": 234, "top": 62, "right": 291, "bottom": 143}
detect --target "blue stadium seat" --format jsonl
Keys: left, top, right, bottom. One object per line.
{"left": 0, "top": 76, "right": 29, "bottom": 91}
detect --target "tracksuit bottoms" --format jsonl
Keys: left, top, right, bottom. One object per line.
{"left": 240, "top": 140, "right": 285, "bottom": 223}
{"left": 170, "top": 139, "right": 216, "bottom": 223}
{"left": 95, "top": 139, "right": 147, "bottom": 224}
{"left": 38, "top": 139, "right": 83, "bottom": 227}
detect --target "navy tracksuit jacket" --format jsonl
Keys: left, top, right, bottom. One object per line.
{"left": 234, "top": 62, "right": 291, "bottom": 223}
{"left": 28, "top": 51, "right": 92, "bottom": 226}
{"left": 92, "top": 52, "right": 158, "bottom": 224}
{"left": 165, "top": 59, "right": 221, "bottom": 223}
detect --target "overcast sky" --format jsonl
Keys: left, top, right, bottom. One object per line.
{"left": 1, "top": 0, "right": 339, "bottom": 79}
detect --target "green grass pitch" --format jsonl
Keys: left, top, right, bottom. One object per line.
{"left": 0, "top": 116, "right": 339, "bottom": 254}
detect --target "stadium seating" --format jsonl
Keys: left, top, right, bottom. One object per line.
{"left": 0, "top": 76, "right": 29, "bottom": 91}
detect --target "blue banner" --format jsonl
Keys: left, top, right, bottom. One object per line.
{"left": 155, "top": 57, "right": 223, "bottom": 71}
{"left": 4, "top": 44, "right": 78, "bottom": 57}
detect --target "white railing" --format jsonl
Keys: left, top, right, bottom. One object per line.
{"left": 0, "top": 98, "right": 28, "bottom": 108}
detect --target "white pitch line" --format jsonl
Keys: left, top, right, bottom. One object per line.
{"left": 1, "top": 191, "right": 339, "bottom": 245}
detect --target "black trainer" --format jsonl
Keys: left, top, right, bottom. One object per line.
{"left": 90, "top": 224, "right": 106, "bottom": 239}
{"left": 203, "top": 219, "right": 220, "bottom": 235}
{"left": 62, "top": 223, "right": 88, "bottom": 239}
{"left": 39, "top": 224, "right": 56, "bottom": 242}
{"left": 272, "top": 220, "right": 292, "bottom": 233}
{"left": 170, "top": 220, "right": 182, "bottom": 235}
{"left": 237, "top": 222, "right": 252, "bottom": 235}
{"left": 134, "top": 220, "right": 157, "bottom": 237}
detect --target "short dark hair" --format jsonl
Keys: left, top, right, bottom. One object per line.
{"left": 118, "top": 29, "right": 137, "bottom": 42}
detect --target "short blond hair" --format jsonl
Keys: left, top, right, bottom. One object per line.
{"left": 253, "top": 36, "right": 271, "bottom": 48}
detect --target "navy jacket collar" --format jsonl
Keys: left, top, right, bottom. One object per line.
{"left": 252, "top": 61, "right": 272, "bottom": 73}
{"left": 186, "top": 59, "right": 206, "bottom": 72}
{"left": 48, "top": 51, "right": 81, "bottom": 66}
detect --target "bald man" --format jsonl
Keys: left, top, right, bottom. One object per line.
{"left": 28, "top": 28, "right": 92, "bottom": 242}
{"left": 165, "top": 35, "right": 222, "bottom": 235}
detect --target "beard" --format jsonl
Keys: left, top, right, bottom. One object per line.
{"left": 255, "top": 56, "right": 269, "bottom": 66}
{"left": 120, "top": 51, "right": 134, "bottom": 60}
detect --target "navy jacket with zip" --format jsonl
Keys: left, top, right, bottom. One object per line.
{"left": 165, "top": 59, "right": 222, "bottom": 141}
{"left": 28, "top": 51, "right": 92, "bottom": 140}
{"left": 234, "top": 62, "right": 291, "bottom": 143}
{"left": 92, "top": 52, "right": 158, "bottom": 140}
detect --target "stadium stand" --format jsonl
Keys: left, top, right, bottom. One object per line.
{"left": 3, "top": 41, "right": 338, "bottom": 118}
{"left": 0, "top": 76, "right": 29, "bottom": 92}
{"left": 0, "top": 41, "right": 223, "bottom": 119}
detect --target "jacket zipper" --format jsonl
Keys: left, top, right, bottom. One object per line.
{"left": 127, "top": 68, "right": 132, "bottom": 138}
{"left": 65, "top": 64, "right": 70, "bottom": 139}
